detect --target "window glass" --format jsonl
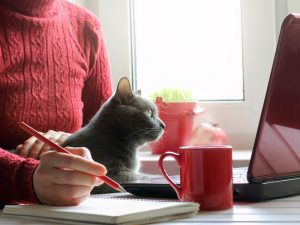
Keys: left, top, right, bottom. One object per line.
{"left": 132, "top": 0, "right": 243, "bottom": 101}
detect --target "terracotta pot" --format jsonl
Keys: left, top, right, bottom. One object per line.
{"left": 150, "top": 97, "right": 204, "bottom": 154}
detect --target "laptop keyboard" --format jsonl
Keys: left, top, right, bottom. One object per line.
{"left": 149, "top": 175, "right": 181, "bottom": 184}
{"left": 147, "top": 168, "right": 249, "bottom": 185}
{"left": 233, "top": 167, "right": 248, "bottom": 184}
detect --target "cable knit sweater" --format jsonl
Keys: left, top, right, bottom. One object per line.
{"left": 0, "top": 0, "right": 112, "bottom": 205}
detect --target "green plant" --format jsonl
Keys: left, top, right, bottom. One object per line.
{"left": 150, "top": 88, "right": 194, "bottom": 102}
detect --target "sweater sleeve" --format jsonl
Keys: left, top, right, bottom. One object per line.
{"left": 0, "top": 149, "right": 39, "bottom": 206}
{"left": 81, "top": 19, "right": 113, "bottom": 126}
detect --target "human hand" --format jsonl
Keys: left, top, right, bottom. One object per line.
{"left": 33, "top": 147, "right": 107, "bottom": 206}
{"left": 17, "top": 130, "right": 71, "bottom": 159}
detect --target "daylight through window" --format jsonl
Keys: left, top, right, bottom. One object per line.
{"left": 132, "top": 0, "right": 243, "bottom": 101}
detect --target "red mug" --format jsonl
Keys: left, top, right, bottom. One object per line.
{"left": 158, "top": 145, "right": 233, "bottom": 210}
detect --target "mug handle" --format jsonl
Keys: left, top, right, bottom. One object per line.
{"left": 158, "top": 152, "right": 182, "bottom": 199}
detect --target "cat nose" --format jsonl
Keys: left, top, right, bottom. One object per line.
{"left": 159, "top": 120, "right": 165, "bottom": 129}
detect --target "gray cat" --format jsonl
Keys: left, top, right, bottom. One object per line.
{"left": 62, "top": 77, "right": 165, "bottom": 193}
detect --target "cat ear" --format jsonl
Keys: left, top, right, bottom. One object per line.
{"left": 116, "top": 76, "right": 133, "bottom": 97}
{"left": 135, "top": 90, "right": 141, "bottom": 96}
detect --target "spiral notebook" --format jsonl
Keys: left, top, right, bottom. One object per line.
{"left": 3, "top": 193, "right": 199, "bottom": 225}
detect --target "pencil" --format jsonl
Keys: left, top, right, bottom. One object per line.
{"left": 19, "top": 121, "right": 126, "bottom": 193}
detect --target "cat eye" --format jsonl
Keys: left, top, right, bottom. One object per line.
{"left": 145, "top": 109, "right": 153, "bottom": 118}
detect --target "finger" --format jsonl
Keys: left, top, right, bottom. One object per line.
{"left": 41, "top": 151, "right": 107, "bottom": 176}
{"left": 37, "top": 184, "right": 92, "bottom": 206}
{"left": 52, "top": 183, "right": 93, "bottom": 200}
{"left": 16, "top": 144, "right": 22, "bottom": 152}
{"left": 51, "top": 167, "right": 103, "bottom": 186}
{"left": 56, "top": 132, "right": 71, "bottom": 145}
{"left": 39, "top": 130, "right": 63, "bottom": 155}
{"left": 29, "top": 131, "right": 55, "bottom": 159}
{"left": 29, "top": 140, "right": 46, "bottom": 159}
{"left": 58, "top": 194, "right": 90, "bottom": 206}
{"left": 65, "top": 146, "right": 93, "bottom": 160}
{"left": 19, "top": 136, "right": 39, "bottom": 157}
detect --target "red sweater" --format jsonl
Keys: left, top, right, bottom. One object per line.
{"left": 0, "top": 0, "right": 112, "bottom": 205}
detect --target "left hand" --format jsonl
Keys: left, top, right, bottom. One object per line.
{"left": 17, "top": 130, "right": 71, "bottom": 159}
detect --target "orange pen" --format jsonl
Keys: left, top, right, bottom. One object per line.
{"left": 19, "top": 122, "right": 126, "bottom": 193}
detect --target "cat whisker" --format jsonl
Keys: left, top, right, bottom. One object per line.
{"left": 132, "top": 128, "right": 163, "bottom": 140}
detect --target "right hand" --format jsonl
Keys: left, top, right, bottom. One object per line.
{"left": 33, "top": 147, "right": 107, "bottom": 206}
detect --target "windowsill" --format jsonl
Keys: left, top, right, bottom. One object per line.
{"left": 138, "top": 149, "right": 251, "bottom": 175}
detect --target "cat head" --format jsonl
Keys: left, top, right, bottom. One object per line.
{"left": 99, "top": 77, "right": 165, "bottom": 147}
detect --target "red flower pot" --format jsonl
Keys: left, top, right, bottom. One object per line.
{"left": 151, "top": 97, "right": 204, "bottom": 154}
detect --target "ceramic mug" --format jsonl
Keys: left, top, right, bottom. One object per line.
{"left": 158, "top": 145, "right": 233, "bottom": 210}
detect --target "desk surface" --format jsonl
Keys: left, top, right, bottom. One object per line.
{"left": 2, "top": 194, "right": 300, "bottom": 225}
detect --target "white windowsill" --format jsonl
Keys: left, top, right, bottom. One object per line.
{"left": 138, "top": 149, "right": 251, "bottom": 175}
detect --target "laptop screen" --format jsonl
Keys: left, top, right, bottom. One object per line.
{"left": 249, "top": 14, "right": 300, "bottom": 182}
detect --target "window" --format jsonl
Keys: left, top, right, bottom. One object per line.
{"left": 132, "top": 0, "right": 243, "bottom": 101}
{"left": 72, "top": 0, "right": 286, "bottom": 150}
{"left": 129, "top": 0, "right": 277, "bottom": 149}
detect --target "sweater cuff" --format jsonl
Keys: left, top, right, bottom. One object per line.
{"left": 16, "top": 158, "right": 40, "bottom": 203}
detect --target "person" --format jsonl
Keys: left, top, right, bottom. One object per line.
{"left": 0, "top": 0, "right": 113, "bottom": 206}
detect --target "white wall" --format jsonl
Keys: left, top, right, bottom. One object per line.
{"left": 68, "top": 0, "right": 85, "bottom": 8}
{"left": 287, "top": 0, "right": 300, "bottom": 11}
{"left": 97, "top": 0, "right": 132, "bottom": 90}
{"left": 275, "top": 0, "right": 300, "bottom": 36}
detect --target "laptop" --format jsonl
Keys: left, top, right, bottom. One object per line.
{"left": 122, "top": 13, "right": 300, "bottom": 201}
